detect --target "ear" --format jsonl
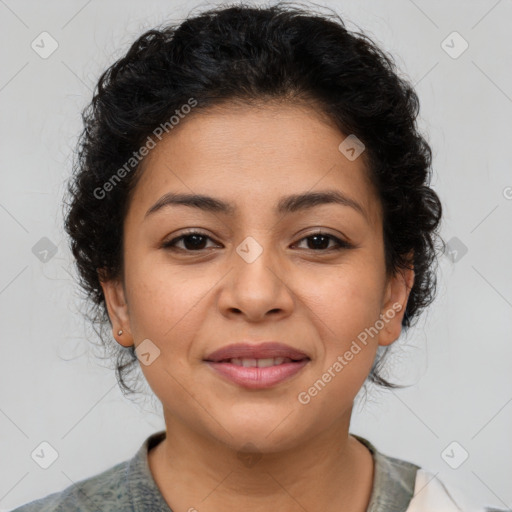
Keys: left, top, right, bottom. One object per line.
{"left": 98, "top": 268, "right": 133, "bottom": 347}
{"left": 378, "top": 257, "right": 415, "bottom": 347}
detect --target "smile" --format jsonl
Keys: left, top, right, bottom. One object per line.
{"left": 204, "top": 358, "right": 309, "bottom": 389}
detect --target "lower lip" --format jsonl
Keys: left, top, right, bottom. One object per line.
{"left": 204, "top": 360, "right": 309, "bottom": 389}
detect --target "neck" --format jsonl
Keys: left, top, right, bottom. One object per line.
{"left": 148, "top": 410, "right": 374, "bottom": 512}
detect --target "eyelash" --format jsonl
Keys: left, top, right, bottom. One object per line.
{"left": 161, "top": 230, "right": 353, "bottom": 253}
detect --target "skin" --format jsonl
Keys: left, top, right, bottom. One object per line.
{"left": 100, "top": 102, "right": 414, "bottom": 512}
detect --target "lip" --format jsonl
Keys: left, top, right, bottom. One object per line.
{"left": 203, "top": 342, "right": 310, "bottom": 390}
{"left": 205, "top": 360, "right": 309, "bottom": 389}
{"left": 204, "top": 342, "right": 310, "bottom": 362}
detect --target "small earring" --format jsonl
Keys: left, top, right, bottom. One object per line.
{"left": 118, "top": 329, "right": 123, "bottom": 336}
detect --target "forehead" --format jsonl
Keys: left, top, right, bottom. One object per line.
{"left": 127, "top": 103, "right": 382, "bottom": 227}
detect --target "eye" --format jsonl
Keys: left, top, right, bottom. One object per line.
{"left": 161, "top": 231, "right": 219, "bottom": 252}
{"left": 161, "top": 230, "right": 353, "bottom": 253}
{"left": 294, "top": 232, "right": 353, "bottom": 251}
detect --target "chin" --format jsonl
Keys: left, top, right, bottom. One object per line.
{"left": 223, "top": 432, "right": 301, "bottom": 455}
{"left": 214, "top": 413, "right": 309, "bottom": 452}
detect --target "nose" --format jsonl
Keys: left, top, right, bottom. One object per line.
{"left": 217, "top": 238, "right": 295, "bottom": 322}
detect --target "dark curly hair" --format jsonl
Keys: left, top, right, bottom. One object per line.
{"left": 64, "top": 1, "right": 444, "bottom": 397}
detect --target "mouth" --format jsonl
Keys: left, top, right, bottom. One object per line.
{"left": 203, "top": 342, "right": 310, "bottom": 389}
{"left": 213, "top": 356, "right": 305, "bottom": 367}
{"left": 204, "top": 341, "right": 310, "bottom": 362}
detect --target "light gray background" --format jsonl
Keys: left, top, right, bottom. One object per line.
{"left": 1, "top": 0, "right": 511, "bottom": 510}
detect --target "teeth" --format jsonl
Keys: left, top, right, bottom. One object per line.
{"left": 257, "top": 358, "right": 275, "bottom": 368}
{"left": 227, "top": 357, "right": 293, "bottom": 367}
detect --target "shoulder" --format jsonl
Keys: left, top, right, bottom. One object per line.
{"left": 10, "top": 430, "right": 168, "bottom": 512}
{"left": 406, "top": 468, "right": 511, "bottom": 512}
{"left": 9, "top": 459, "right": 130, "bottom": 512}
{"left": 352, "top": 434, "right": 510, "bottom": 512}
{"left": 353, "top": 433, "right": 420, "bottom": 511}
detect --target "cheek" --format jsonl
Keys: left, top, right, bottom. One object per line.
{"left": 125, "top": 259, "right": 206, "bottom": 344}
{"left": 297, "top": 262, "right": 383, "bottom": 382}
{"left": 299, "top": 259, "right": 384, "bottom": 334}
{"left": 125, "top": 265, "right": 209, "bottom": 413}
{"left": 293, "top": 272, "right": 381, "bottom": 418}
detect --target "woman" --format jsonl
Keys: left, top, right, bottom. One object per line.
{"left": 12, "top": 2, "right": 507, "bottom": 511}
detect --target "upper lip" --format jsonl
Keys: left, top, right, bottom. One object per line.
{"left": 204, "top": 342, "right": 310, "bottom": 362}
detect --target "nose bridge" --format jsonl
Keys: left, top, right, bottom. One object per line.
{"left": 234, "top": 233, "right": 282, "bottom": 289}
{"left": 219, "top": 231, "right": 293, "bottom": 318}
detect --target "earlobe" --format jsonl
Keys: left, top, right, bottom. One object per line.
{"left": 98, "top": 270, "right": 133, "bottom": 347}
{"left": 378, "top": 265, "right": 415, "bottom": 347}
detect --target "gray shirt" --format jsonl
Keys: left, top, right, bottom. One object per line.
{"left": 8, "top": 430, "right": 431, "bottom": 512}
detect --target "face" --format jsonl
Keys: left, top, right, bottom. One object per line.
{"left": 101, "top": 103, "right": 413, "bottom": 453}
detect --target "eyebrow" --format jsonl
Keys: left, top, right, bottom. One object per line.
{"left": 144, "top": 189, "right": 369, "bottom": 222}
